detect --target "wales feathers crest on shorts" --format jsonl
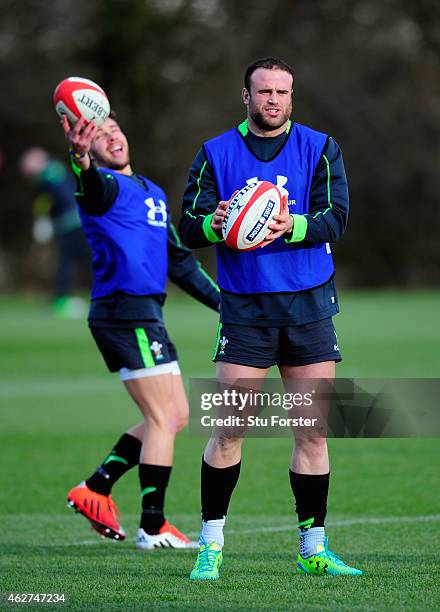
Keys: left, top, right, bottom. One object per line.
{"left": 218, "top": 336, "right": 228, "bottom": 355}
{"left": 150, "top": 341, "right": 164, "bottom": 360}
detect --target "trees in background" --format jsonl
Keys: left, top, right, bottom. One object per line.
{"left": 1, "top": 0, "right": 439, "bottom": 288}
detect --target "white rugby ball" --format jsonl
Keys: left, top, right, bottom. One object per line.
{"left": 53, "top": 77, "right": 110, "bottom": 127}
{"left": 222, "top": 181, "right": 282, "bottom": 250}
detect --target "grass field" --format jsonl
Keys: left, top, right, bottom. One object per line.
{"left": 0, "top": 291, "right": 439, "bottom": 610}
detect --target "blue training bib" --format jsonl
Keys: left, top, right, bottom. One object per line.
{"left": 204, "top": 122, "right": 334, "bottom": 293}
{"left": 80, "top": 169, "right": 169, "bottom": 299}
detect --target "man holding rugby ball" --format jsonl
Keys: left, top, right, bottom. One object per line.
{"left": 179, "top": 57, "right": 362, "bottom": 579}
{"left": 60, "top": 112, "right": 219, "bottom": 550}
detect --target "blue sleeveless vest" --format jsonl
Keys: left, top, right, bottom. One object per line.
{"left": 204, "top": 123, "right": 334, "bottom": 293}
{"left": 79, "top": 169, "right": 169, "bottom": 299}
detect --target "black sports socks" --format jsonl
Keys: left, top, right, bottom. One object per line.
{"left": 201, "top": 457, "right": 241, "bottom": 520}
{"left": 86, "top": 433, "right": 142, "bottom": 496}
{"left": 139, "top": 463, "right": 172, "bottom": 534}
{"left": 289, "top": 470, "right": 330, "bottom": 527}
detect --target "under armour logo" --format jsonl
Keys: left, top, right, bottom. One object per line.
{"left": 246, "top": 176, "right": 296, "bottom": 206}
{"left": 145, "top": 197, "right": 167, "bottom": 227}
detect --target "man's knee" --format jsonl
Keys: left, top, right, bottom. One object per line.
{"left": 175, "top": 412, "right": 189, "bottom": 432}
{"left": 295, "top": 436, "right": 327, "bottom": 457}
{"left": 212, "top": 435, "right": 243, "bottom": 456}
{"left": 143, "top": 410, "right": 175, "bottom": 434}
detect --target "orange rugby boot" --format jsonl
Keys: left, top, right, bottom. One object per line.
{"left": 67, "top": 481, "right": 125, "bottom": 541}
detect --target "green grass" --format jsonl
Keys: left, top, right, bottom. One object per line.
{"left": 0, "top": 291, "right": 439, "bottom": 610}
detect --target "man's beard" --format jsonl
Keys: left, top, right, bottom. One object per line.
{"left": 104, "top": 157, "right": 130, "bottom": 171}
{"left": 249, "top": 103, "right": 292, "bottom": 132}
{"left": 93, "top": 154, "right": 130, "bottom": 171}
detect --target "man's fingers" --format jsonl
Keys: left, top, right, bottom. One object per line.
{"left": 260, "top": 230, "right": 283, "bottom": 247}
{"left": 272, "top": 207, "right": 290, "bottom": 221}
{"left": 268, "top": 219, "right": 287, "bottom": 230}
{"left": 71, "top": 116, "right": 86, "bottom": 137}
{"left": 79, "top": 123, "right": 97, "bottom": 148}
{"left": 89, "top": 124, "right": 98, "bottom": 140}
{"left": 82, "top": 119, "right": 97, "bottom": 138}
{"left": 215, "top": 189, "right": 243, "bottom": 234}
{"left": 218, "top": 190, "right": 238, "bottom": 210}
{"left": 263, "top": 230, "right": 276, "bottom": 242}
{"left": 60, "top": 115, "right": 71, "bottom": 135}
{"left": 212, "top": 203, "right": 229, "bottom": 230}
{"left": 267, "top": 229, "right": 283, "bottom": 239}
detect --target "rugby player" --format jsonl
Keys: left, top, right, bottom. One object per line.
{"left": 179, "top": 57, "right": 363, "bottom": 577}
{"left": 60, "top": 113, "right": 219, "bottom": 549}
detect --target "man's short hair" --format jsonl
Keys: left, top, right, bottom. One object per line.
{"left": 244, "top": 57, "right": 294, "bottom": 93}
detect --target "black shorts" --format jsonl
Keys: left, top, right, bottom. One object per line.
{"left": 90, "top": 325, "right": 178, "bottom": 373}
{"left": 213, "top": 318, "right": 341, "bottom": 368}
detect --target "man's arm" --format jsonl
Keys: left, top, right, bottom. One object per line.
{"left": 178, "top": 148, "right": 224, "bottom": 248}
{"left": 60, "top": 115, "right": 118, "bottom": 215}
{"left": 167, "top": 216, "right": 220, "bottom": 311}
{"left": 70, "top": 161, "right": 118, "bottom": 215}
{"left": 285, "top": 137, "right": 349, "bottom": 245}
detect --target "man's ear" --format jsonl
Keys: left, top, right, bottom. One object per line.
{"left": 242, "top": 87, "right": 250, "bottom": 106}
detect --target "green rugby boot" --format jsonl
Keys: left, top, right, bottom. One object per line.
{"left": 189, "top": 539, "right": 223, "bottom": 580}
{"left": 297, "top": 538, "right": 363, "bottom": 576}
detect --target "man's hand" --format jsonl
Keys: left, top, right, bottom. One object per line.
{"left": 260, "top": 195, "right": 293, "bottom": 248}
{"left": 60, "top": 115, "right": 97, "bottom": 171}
{"left": 210, "top": 191, "right": 238, "bottom": 237}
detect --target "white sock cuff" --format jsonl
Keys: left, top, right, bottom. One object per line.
{"left": 201, "top": 517, "right": 226, "bottom": 548}
{"left": 299, "top": 526, "right": 325, "bottom": 558}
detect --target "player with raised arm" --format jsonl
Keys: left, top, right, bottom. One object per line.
{"left": 179, "top": 57, "right": 363, "bottom": 577}
{"left": 60, "top": 112, "right": 220, "bottom": 550}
